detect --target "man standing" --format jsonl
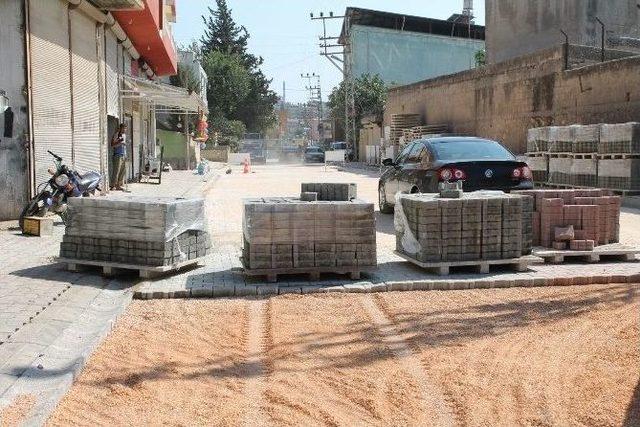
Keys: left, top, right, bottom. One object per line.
{"left": 110, "top": 123, "right": 127, "bottom": 191}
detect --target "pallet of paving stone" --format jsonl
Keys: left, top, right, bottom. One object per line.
{"left": 394, "top": 251, "right": 541, "bottom": 276}
{"left": 58, "top": 257, "right": 204, "bottom": 279}
{"left": 241, "top": 264, "right": 373, "bottom": 283}
{"left": 300, "top": 183, "right": 357, "bottom": 201}
{"left": 533, "top": 243, "right": 640, "bottom": 264}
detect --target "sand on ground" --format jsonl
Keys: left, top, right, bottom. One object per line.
{"left": 49, "top": 284, "right": 640, "bottom": 426}
{"left": 0, "top": 395, "right": 35, "bottom": 427}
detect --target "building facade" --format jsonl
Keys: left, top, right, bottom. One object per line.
{"left": 341, "top": 8, "right": 485, "bottom": 87}
{"left": 384, "top": 45, "right": 640, "bottom": 155}
{"left": 0, "top": 0, "right": 178, "bottom": 220}
{"left": 486, "top": 0, "right": 640, "bottom": 64}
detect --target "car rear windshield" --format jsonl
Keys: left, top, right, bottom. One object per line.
{"left": 306, "top": 147, "right": 322, "bottom": 153}
{"left": 429, "top": 139, "right": 515, "bottom": 161}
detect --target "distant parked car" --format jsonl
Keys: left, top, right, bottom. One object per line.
{"left": 378, "top": 137, "right": 534, "bottom": 213}
{"left": 304, "top": 146, "right": 325, "bottom": 163}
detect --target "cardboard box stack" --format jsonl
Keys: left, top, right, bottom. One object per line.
{"left": 242, "top": 197, "right": 376, "bottom": 271}
{"left": 396, "top": 192, "right": 532, "bottom": 263}
{"left": 515, "top": 189, "right": 621, "bottom": 251}
{"left": 59, "top": 197, "right": 210, "bottom": 266}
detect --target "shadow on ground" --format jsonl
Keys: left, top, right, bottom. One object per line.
{"left": 91, "top": 284, "right": 637, "bottom": 389}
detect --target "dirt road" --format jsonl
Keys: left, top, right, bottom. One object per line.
{"left": 48, "top": 284, "right": 639, "bottom": 426}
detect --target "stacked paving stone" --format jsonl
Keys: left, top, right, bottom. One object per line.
{"left": 300, "top": 183, "right": 357, "bottom": 201}
{"left": 515, "top": 189, "right": 621, "bottom": 251}
{"left": 242, "top": 197, "right": 376, "bottom": 270}
{"left": 396, "top": 192, "right": 532, "bottom": 263}
{"left": 525, "top": 123, "right": 640, "bottom": 192}
{"left": 59, "top": 197, "right": 210, "bottom": 266}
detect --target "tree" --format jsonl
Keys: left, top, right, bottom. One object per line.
{"left": 167, "top": 63, "right": 201, "bottom": 131}
{"left": 475, "top": 49, "right": 486, "bottom": 67}
{"left": 201, "top": 0, "right": 249, "bottom": 59}
{"left": 328, "top": 73, "right": 387, "bottom": 141}
{"left": 169, "top": 63, "right": 201, "bottom": 96}
{"left": 201, "top": 51, "right": 252, "bottom": 119}
{"left": 200, "top": 0, "right": 277, "bottom": 133}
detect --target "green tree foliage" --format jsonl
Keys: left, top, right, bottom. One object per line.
{"left": 328, "top": 74, "right": 387, "bottom": 140}
{"left": 167, "top": 63, "right": 201, "bottom": 131}
{"left": 169, "top": 63, "right": 201, "bottom": 96}
{"left": 200, "top": 0, "right": 277, "bottom": 136}
{"left": 475, "top": 49, "right": 486, "bottom": 67}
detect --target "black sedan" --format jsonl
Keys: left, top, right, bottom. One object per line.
{"left": 378, "top": 137, "right": 533, "bottom": 213}
{"left": 304, "top": 146, "right": 325, "bottom": 163}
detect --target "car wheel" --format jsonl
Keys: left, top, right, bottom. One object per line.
{"left": 379, "top": 185, "right": 394, "bottom": 214}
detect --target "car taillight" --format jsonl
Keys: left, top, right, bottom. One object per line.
{"left": 438, "top": 168, "right": 466, "bottom": 182}
{"left": 512, "top": 166, "right": 532, "bottom": 180}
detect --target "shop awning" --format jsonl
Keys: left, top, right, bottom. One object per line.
{"left": 121, "top": 75, "right": 208, "bottom": 114}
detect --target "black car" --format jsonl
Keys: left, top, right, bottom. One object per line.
{"left": 378, "top": 137, "right": 534, "bottom": 213}
{"left": 304, "top": 146, "right": 325, "bottom": 163}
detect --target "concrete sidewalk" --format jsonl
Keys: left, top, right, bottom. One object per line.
{"left": 0, "top": 168, "right": 223, "bottom": 425}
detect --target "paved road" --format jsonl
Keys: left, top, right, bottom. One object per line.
{"left": 138, "top": 163, "right": 640, "bottom": 298}
{"left": 0, "top": 169, "right": 219, "bottom": 425}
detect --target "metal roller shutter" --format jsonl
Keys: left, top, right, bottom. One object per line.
{"left": 131, "top": 111, "right": 141, "bottom": 179}
{"left": 70, "top": 10, "right": 101, "bottom": 174}
{"left": 105, "top": 30, "right": 119, "bottom": 118}
{"left": 29, "top": 0, "right": 72, "bottom": 187}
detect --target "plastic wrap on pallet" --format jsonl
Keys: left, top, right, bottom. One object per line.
{"left": 66, "top": 196, "right": 206, "bottom": 242}
{"left": 393, "top": 192, "right": 422, "bottom": 255}
{"left": 527, "top": 127, "right": 549, "bottom": 153}
{"left": 600, "top": 122, "right": 640, "bottom": 154}
{"left": 573, "top": 124, "right": 601, "bottom": 153}
{"left": 61, "top": 196, "right": 210, "bottom": 266}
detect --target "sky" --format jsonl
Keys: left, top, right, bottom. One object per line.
{"left": 173, "top": 1, "right": 486, "bottom": 104}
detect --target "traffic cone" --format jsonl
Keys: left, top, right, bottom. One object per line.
{"left": 243, "top": 157, "right": 250, "bottom": 174}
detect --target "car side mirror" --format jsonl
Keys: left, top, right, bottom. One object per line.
{"left": 382, "top": 158, "right": 394, "bottom": 167}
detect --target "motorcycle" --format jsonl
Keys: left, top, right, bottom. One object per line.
{"left": 19, "top": 150, "right": 102, "bottom": 228}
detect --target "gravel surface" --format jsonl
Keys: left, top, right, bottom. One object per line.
{"left": 48, "top": 284, "right": 639, "bottom": 426}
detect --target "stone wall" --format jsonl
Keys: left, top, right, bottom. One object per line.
{"left": 0, "top": 0, "right": 30, "bottom": 220}
{"left": 201, "top": 146, "right": 229, "bottom": 163}
{"left": 486, "top": 0, "right": 640, "bottom": 64}
{"left": 385, "top": 45, "right": 640, "bottom": 154}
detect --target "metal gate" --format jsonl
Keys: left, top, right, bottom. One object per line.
{"left": 70, "top": 10, "right": 101, "bottom": 174}
{"left": 105, "top": 30, "right": 119, "bottom": 118}
{"left": 29, "top": 0, "right": 72, "bottom": 187}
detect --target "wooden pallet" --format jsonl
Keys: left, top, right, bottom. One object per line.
{"left": 533, "top": 244, "right": 640, "bottom": 264}
{"left": 58, "top": 257, "right": 204, "bottom": 279}
{"left": 597, "top": 153, "right": 640, "bottom": 160}
{"left": 534, "top": 182, "right": 640, "bottom": 196}
{"left": 394, "top": 251, "right": 542, "bottom": 276}
{"left": 242, "top": 261, "right": 374, "bottom": 283}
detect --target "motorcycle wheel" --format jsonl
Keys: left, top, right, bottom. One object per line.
{"left": 19, "top": 194, "right": 49, "bottom": 229}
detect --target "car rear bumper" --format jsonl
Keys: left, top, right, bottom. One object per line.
{"left": 462, "top": 180, "right": 534, "bottom": 192}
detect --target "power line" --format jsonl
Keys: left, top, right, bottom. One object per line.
{"left": 311, "top": 11, "right": 356, "bottom": 150}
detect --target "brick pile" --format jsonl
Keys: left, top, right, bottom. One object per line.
{"left": 396, "top": 192, "right": 533, "bottom": 263}
{"left": 59, "top": 197, "right": 210, "bottom": 266}
{"left": 300, "top": 183, "right": 357, "bottom": 201}
{"left": 242, "top": 197, "right": 376, "bottom": 270}
{"left": 515, "top": 189, "right": 621, "bottom": 251}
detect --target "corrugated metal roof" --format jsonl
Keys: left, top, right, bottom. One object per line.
{"left": 89, "top": 0, "right": 144, "bottom": 10}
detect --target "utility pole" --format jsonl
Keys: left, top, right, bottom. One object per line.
{"left": 311, "top": 11, "right": 356, "bottom": 156}
{"left": 301, "top": 72, "right": 323, "bottom": 142}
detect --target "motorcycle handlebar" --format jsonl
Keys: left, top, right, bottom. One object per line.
{"left": 47, "top": 150, "right": 63, "bottom": 161}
